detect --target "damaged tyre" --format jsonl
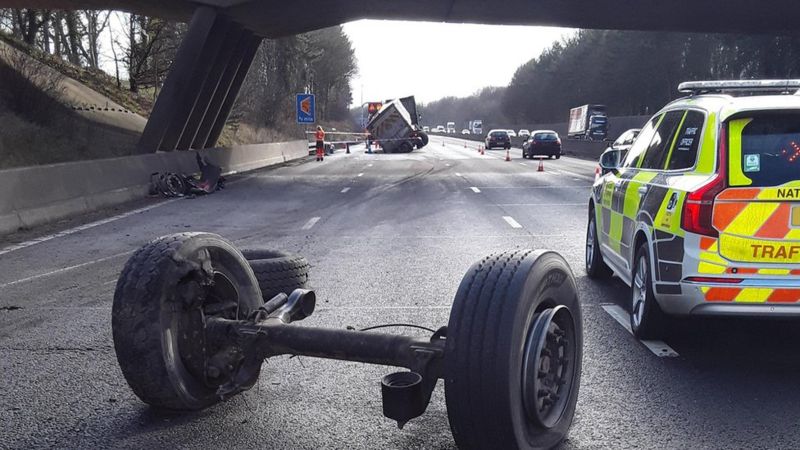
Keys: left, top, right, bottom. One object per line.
{"left": 112, "top": 233, "right": 263, "bottom": 410}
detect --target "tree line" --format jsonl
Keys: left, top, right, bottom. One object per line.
{"left": 0, "top": 9, "right": 357, "bottom": 127}
{"left": 421, "top": 30, "right": 800, "bottom": 129}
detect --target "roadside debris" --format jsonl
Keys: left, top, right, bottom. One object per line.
{"left": 150, "top": 154, "right": 226, "bottom": 198}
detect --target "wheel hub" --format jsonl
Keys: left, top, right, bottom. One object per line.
{"left": 522, "top": 305, "right": 577, "bottom": 429}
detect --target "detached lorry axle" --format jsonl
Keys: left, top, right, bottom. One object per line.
{"left": 111, "top": 233, "right": 583, "bottom": 449}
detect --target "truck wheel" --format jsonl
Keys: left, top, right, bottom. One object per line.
{"left": 399, "top": 142, "right": 414, "bottom": 153}
{"left": 585, "top": 212, "right": 612, "bottom": 279}
{"left": 112, "top": 233, "right": 264, "bottom": 410}
{"left": 241, "top": 249, "right": 310, "bottom": 301}
{"left": 417, "top": 131, "right": 429, "bottom": 148}
{"left": 445, "top": 250, "right": 582, "bottom": 449}
{"left": 630, "top": 244, "right": 667, "bottom": 340}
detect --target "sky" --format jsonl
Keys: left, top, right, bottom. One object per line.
{"left": 342, "top": 20, "right": 574, "bottom": 107}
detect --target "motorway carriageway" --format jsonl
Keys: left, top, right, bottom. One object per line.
{"left": 1, "top": 136, "right": 800, "bottom": 449}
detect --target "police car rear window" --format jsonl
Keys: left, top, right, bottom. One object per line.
{"left": 737, "top": 115, "right": 800, "bottom": 187}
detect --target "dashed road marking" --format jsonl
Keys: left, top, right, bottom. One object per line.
{"left": 470, "top": 187, "right": 481, "bottom": 193}
{"left": 357, "top": 172, "right": 364, "bottom": 177}
{"left": 600, "top": 304, "right": 679, "bottom": 358}
{"left": 301, "top": 217, "right": 321, "bottom": 230}
{"left": 0, "top": 251, "right": 133, "bottom": 289}
{"left": 367, "top": 164, "right": 373, "bottom": 167}
{"left": 518, "top": 162, "right": 527, "bottom": 166}
{"left": 0, "top": 200, "right": 178, "bottom": 257}
{"left": 502, "top": 216, "right": 523, "bottom": 229}
{"left": 455, "top": 172, "right": 462, "bottom": 177}
{"left": 341, "top": 187, "right": 351, "bottom": 193}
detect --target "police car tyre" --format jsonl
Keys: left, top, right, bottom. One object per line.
{"left": 241, "top": 248, "right": 311, "bottom": 302}
{"left": 585, "top": 213, "right": 612, "bottom": 279}
{"left": 630, "top": 245, "right": 667, "bottom": 340}
{"left": 112, "top": 233, "right": 264, "bottom": 410}
{"left": 445, "top": 249, "right": 582, "bottom": 450}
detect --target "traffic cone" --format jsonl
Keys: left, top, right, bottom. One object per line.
{"left": 537, "top": 157, "right": 545, "bottom": 172}
{"left": 477, "top": 145, "right": 481, "bottom": 153}
{"left": 442, "top": 139, "right": 445, "bottom": 147}
{"left": 505, "top": 149, "right": 511, "bottom": 161}
{"left": 464, "top": 141, "right": 467, "bottom": 148}
{"left": 480, "top": 147, "right": 485, "bottom": 155}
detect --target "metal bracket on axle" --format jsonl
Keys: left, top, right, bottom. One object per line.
{"left": 204, "top": 289, "right": 446, "bottom": 426}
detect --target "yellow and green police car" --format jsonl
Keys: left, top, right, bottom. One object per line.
{"left": 586, "top": 80, "right": 800, "bottom": 339}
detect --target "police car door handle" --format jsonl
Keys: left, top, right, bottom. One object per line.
{"left": 638, "top": 186, "right": 648, "bottom": 194}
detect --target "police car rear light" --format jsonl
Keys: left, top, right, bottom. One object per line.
{"left": 681, "top": 126, "right": 728, "bottom": 237}
{"left": 684, "top": 276, "right": 743, "bottom": 284}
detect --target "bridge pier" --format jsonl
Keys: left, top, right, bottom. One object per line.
{"left": 135, "top": 7, "right": 262, "bottom": 154}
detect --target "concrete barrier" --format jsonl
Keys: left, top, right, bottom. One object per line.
{"left": 0, "top": 140, "right": 308, "bottom": 235}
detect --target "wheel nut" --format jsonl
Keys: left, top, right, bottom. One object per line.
{"left": 207, "top": 366, "right": 221, "bottom": 378}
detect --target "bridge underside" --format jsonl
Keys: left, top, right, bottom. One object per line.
{"left": 1, "top": 0, "right": 797, "bottom": 153}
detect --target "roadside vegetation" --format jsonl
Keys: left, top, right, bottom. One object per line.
{"left": 421, "top": 31, "right": 800, "bottom": 128}
{"left": 0, "top": 9, "right": 357, "bottom": 168}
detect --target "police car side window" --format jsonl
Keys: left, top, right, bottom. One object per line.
{"left": 640, "top": 111, "right": 684, "bottom": 170}
{"left": 623, "top": 115, "right": 659, "bottom": 168}
{"left": 665, "top": 111, "right": 705, "bottom": 170}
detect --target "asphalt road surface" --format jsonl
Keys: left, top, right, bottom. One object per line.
{"left": 2, "top": 136, "right": 800, "bottom": 449}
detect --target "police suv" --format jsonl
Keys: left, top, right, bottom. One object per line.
{"left": 586, "top": 80, "right": 800, "bottom": 339}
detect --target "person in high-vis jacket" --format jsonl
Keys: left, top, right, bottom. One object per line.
{"left": 315, "top": 126, "right": 326, "bottom": 161}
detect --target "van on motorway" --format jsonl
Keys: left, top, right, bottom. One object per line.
{"left": 587, "top": 80, "right": 800, "bottom": 339}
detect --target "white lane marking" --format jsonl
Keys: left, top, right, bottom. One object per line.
{"left": 470, "top": 187, "right": 481, "bottom": 193}
{"left": 0, "top": 251, "right": 132, "bottom": 289}
{"left": 367, "top": 164, "right": 373, "bottom": 167}
{"left": 357, "top": 172, "right": 364, "bottom": 177}
{"left": 340, "top": 187, "right": 351, "bottom": 193}
{"left": 502, "top": 216, "right": 523, "bottom": 229}
{"left": 600, "top": 304, "right": 679, "bottom": 358}
{"left": 0, "top": 200, "right": 178, "bottom": 257}
{"left": 518, "top": 162, "right": 527, "bottom": 166}
{"left": 301, "top": 217, "right": 321, "bottom": 230}
{"left": 445, "top": 163, "right": 451, "bottom": 167}
{"left": 455, "top": 172, "right": 462, "bottom": 177}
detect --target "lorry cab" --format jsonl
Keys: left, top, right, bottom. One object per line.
{"left": 587, "top": 80, "right": 800, "bottom": 339}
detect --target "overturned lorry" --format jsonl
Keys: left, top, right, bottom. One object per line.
{"left": 366, "top": 96, "right": 429, "bottom": 153}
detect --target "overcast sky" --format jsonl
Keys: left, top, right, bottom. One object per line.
{"left": 342, "top": 20, "right": 574, "bottom": 107}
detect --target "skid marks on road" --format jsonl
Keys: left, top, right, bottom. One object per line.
{"left": 600, "top": 304, "right": 679, "bottom": 358}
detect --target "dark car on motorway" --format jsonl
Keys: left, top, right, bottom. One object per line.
{"left": 485, "top": 129, "right": 511, "bottom": 149}
{"left": 522, "top": 130, "right": 562, "bottom": 159}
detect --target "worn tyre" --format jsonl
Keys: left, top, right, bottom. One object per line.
{"left": 445, "top": 250, "right": 582, "bottom": 450}
{"left": 585, "top": 211, "right": 612, "bottom": 279}
{"left": 398, "top": 142, "right": 414, "bottom": 153}
{"left": 112, "top": 233, "right": 264, "bottom": 410}
{"left": 241, "top": 248, "right": 310, "bottom": 301}
{"left": 630, "top": 245, "right": 667, "bottom": 340}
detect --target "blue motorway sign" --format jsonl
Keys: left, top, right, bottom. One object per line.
{"left": 296, "top": 93, "right": 316, "bottom": 124}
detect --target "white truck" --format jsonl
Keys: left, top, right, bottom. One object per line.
{"left": 446, "top": 122, "right": 456, "bottom": 134}
{"left": 568, "top": 104, "right": 609, "bottom": 140}
{"left": 366, "top": 96, "right": 429, "bottom": 153}
{"left": 469, "top": 120, "right": 483, "bottom": 135}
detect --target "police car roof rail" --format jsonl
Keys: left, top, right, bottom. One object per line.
{"left": 678, "top": 80, "right": 800, "bottom": 96}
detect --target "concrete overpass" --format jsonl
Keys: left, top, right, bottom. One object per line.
{"left": 2, "top": 0, "right": 797, "bottom": 154}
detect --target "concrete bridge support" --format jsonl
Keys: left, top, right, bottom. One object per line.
{"left": 135, "top": 7, "right": 262, "bottom": 154}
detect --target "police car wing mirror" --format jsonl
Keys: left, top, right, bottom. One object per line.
{"left": 599, "top": 151, "right": 622, "bottom": 172}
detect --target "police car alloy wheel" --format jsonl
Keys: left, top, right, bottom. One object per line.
{"left": 585, "top": 214, "right": 612, "bottom": 279}
{"left": 630, "top": 245, "right": 666, "bottom": 340}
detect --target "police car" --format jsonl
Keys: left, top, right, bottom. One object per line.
{"left": 586, "top": 80, "right": 800, "bottom": 339}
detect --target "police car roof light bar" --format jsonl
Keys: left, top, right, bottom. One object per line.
{"left": 678, "top": 80, "right": 800, "bottom": 95}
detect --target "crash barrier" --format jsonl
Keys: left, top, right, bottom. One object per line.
{"left": 0, "top": 140, "right": 308, "bottom": 235}
{"left": 112, "top": 233, "right": 583, "bottom": 448}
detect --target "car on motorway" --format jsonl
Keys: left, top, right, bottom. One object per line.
{"left": 461, "top": 129, "right": 471, "bottom": 135}
{"left": 596, "top": 128, "right": 641, "bottom": 177}
{"left": 586, "top": 79, "right": 800, "bottom": 340}
{"left": 518, "top": 129, "right": 531, "bottom": 139}
{"left": 506, "top": 129, "right": 517, "bottom": 137}
{"left": 435, "top": 125, "right": 445, "bottom": 133}
{"left": 485, "top": 129, "right": 511, "bottom": 149}
{"left": 522, "top": 130, "right": 562, "bottom": 159}
{"left": 422, "top": 126, "right": 430, "bottom": 132}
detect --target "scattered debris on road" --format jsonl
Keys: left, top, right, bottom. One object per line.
{"left": 149, "top": 154, "right": 226, "bottom": 198}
